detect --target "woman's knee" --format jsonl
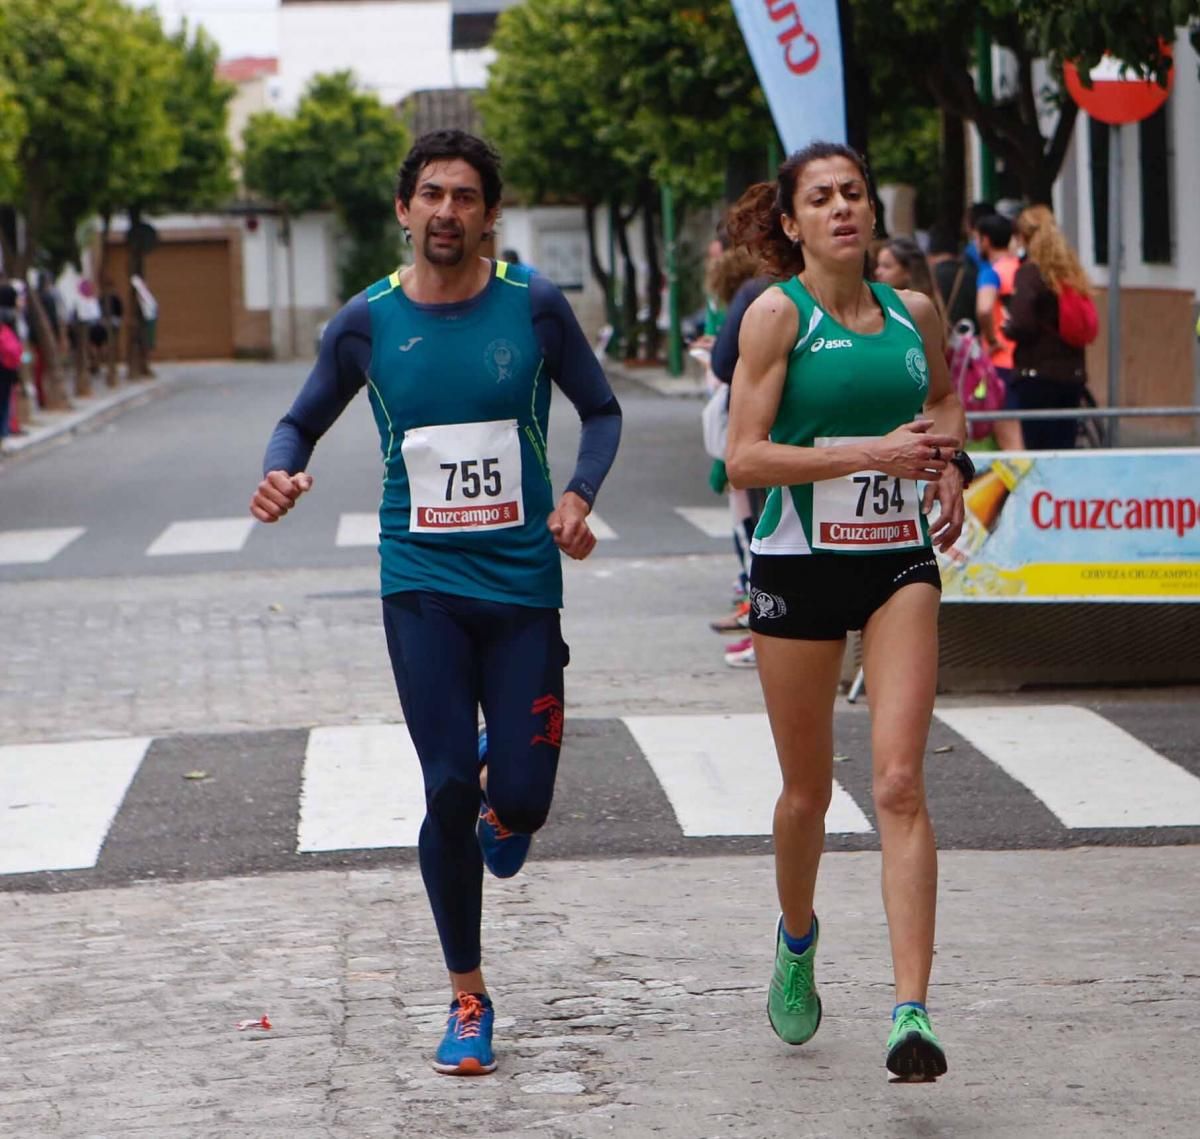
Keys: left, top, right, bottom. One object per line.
{"left": 776, "top": 780, "right": 832, "bottom": 828}
{"left": 872, "top": 764, "right": 926, "bottom": 819}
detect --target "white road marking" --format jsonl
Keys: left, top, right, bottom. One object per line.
{"left": 146, "top": 518, "right": 256, "bottom": 556}
{"left": 297, "top": 725, "right": 427, "bottom": 852}
{"left": 674, "top": 506, "right": 732, "bottom": 539}
{"left": 0, "top": 526, "right": 85, "bottom": 566}
{"left": 622, "top": 713, "right": 873, "bottom": 836}
{"left": 0, "top": 738, "right": 151, "bottom": 874}
{"left": 336, "top": 512, "right": 379, "bottom": 548}
{"left": 934, "top": 704, "right": 1200, "bottom": 828}
{"left": 587, "top": 512, "right": 617, "bottom": 540}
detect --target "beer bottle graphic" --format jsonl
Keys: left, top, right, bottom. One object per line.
{"left": 941, "top": 457, "right": 1034, "bottom": 593}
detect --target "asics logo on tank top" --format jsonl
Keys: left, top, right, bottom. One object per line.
{"left": 810, "top": 337, "right": 852, "bottom": 352}
{"left": 398, "top": 336, "right": 423, "bottom": 352}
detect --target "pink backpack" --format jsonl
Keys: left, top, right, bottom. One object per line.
{"left": 948, "top": 320, "right": 1007, "bottom": 441}
{"left": 0, "top": 323, "right": 22, "bottom": 372}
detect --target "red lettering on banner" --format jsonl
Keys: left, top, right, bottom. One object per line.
{"left": 766, "top": 0, "right": 821, "bottom": 76}
{"left": 416, "top": 501, "right": 519, "bottom": 528}
{"left": 1028, "top": 493, "right": 1199, "bottom": 539}
{"left": 819, "top": 520, "right": 919, "bottom": 545}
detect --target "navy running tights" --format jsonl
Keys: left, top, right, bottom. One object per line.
{"left": 382, "top": 591, "right": 568, "bottom": 974}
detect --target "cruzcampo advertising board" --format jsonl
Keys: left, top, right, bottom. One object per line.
{"left": 936, "top": 450, "right": 1200, "bottom": 603}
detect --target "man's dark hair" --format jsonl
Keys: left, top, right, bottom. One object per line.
{"left": 395, "top": 130, "right": 503, "bottom": 209}
{"left": 976, "top": 212, "right": 1013, "bottom": 251}
{"left": 927, "top": 222, "right": 960, "bottom": 257}
{"left": 966, "top": 200, "right": 995, "bottom": 229}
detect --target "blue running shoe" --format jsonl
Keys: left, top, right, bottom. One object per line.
{"left": 432, "top": 992, "right": 496, "bottom": 1076}
{"left": 476, "top": 728, "right": 532, "bottom": 878}
{"left": 477, "top": 802, "right": 532, "bottom": 878}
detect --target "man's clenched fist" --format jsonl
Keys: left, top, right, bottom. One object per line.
{"left": 250, "top": 470, "right": 313, "bottom": 523}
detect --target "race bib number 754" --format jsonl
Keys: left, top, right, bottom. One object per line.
{"left": 402, "top": 419, "right": 525, "bottom": 534}
{"left": 810, "top": 436, "right": 922, "bottom": 551}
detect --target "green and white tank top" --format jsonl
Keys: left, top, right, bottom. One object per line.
{"left": 751, "top": 277, "right": 933, "bottom": 557}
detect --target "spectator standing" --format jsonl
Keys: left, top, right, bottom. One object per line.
{"left": 926, "top": 223, "right": 977, "bottom": 328}
{"left": 1005, "top": 206, "right": 1095, "bottom": 449}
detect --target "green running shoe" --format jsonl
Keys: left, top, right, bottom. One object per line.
{"left": 767, "top": 914, "right": 822, "bottom": 1045}
{"left": 885, "top": 1006, "right": 948, "bottom": 1081}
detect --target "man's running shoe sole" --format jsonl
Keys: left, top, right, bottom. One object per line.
{"left": 431, "top": 1056, "right": 498, "bottom": 1076}
{"left": 886, "top": 1032, "right": 948, "bottom": 1081}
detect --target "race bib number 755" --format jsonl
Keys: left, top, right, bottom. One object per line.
{"left": 810, "top": 436, "right": 922, "bottom": 552}
{"left": 402, "top": 419, "right": 525, "bottom": 534}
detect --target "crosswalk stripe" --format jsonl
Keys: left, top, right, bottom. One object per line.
{"left": 934, "top": 705, "right": 1200, "bottom": 828}
{"left": 297, "top": 725, "right": 426, "bottom": 853}
{"left": 0, "top": 526, "right": 85, "bottom": 566}
{"left": 622, "top": 714, "right": 874, "bottom": 836}
{"left": 146, "top": 518, "right": 256, "bottom": 556}
{"left": 336, "top": 512, "right": 379, "bottom": 548}
{"left": 0, "top": 738, "right": 151, "bottom": 874}
{"left": 674, "top": 506, "right": 731, "bottom": 539}
{"left": 587, "top": 512, "right": 617, "bottom": 540}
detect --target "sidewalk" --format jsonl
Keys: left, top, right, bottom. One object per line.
{"left": 1, "top": 846, "right": 1196, "bottom": 1137}
{"left": 604, "top": 357, "right": 708, "bottom": 399}
{"left": 1, "top": 364, "right": 196, "bottom": 462}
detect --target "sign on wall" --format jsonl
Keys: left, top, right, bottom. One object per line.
{"left": 937, "top": 450, "right": 1200, "bottom": 603}
{"left": 730, "top": 0, "right": 847, "bottom": 153}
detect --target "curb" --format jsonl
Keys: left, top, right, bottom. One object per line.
{"left": 1, "top": 370, "right": 189, "bottom": 464}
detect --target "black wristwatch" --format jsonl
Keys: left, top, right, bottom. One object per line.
{"left": 949, "top": 449, "right": 976, "bottom": 486}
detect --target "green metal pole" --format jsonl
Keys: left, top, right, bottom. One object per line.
{"left": 661, "top": 183, "right": 683, "bottom": 376}
{"left": 767, "top": 131, "right": 782, "bottom": 177}
{"left": 975, "top": 23, "right": 995, "bottom": 202}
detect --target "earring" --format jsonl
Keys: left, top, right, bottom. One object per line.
{"left": 402, "top": 227, "right": 412, "bottom": 242}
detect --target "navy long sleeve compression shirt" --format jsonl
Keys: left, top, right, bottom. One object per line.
{"left": 263, "top": 270, "right": 621, "bottom": 507}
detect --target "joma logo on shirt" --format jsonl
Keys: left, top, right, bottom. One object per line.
{"left": 811, "top": 337, "right": 852, "bottom": 352}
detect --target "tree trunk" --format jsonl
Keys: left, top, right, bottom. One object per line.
{"left": 126, "top": 208, "right": 151, "bottom": 380}
{"left": 583, "top": 201, "right": 614, "bottom": 325}
{"left": 640, "top": 183, "right": 662, "bottom": 360}
{"left": 613, "top": 205, "right": 640, "bottom": 362}
{"left": 94, "top": 214, "right": 120, "bottom": 389}
{"left": 938, "top": 106, "right": 967, "bottom": 241}
{"left": 26, "top": 288, "right": 69, "bottom": 412}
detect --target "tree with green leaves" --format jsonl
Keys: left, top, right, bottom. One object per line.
{"left": 480, "top": 0, "right": 642, "bottom": 347}
{"left": 243, "top": 70, "right": 409, "bottom": 322}
{"left": 849, "top": 0, "right": 1194, "bottom": 215}
{"left": 120, "top": 26, "right": 234, "bottom": 377}
{"left": 483, "top": 0, "right": 772, "bottom": 357}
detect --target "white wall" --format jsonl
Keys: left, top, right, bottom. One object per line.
{"left": 1069, "top": 27, "right": 1200, "bottom": 295}
{"left": 278, "top": 0, "right": 459, "bottom": 109}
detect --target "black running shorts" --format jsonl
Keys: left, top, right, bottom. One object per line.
{"left": 748, "top": 548, "right": 941, "bottom": 640}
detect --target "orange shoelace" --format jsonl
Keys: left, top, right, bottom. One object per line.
{"left": 451, "top": 992, "right": 486, "bottom": 1038}
{"left": 480, "top": 806, "right": 514, "bottom": 841}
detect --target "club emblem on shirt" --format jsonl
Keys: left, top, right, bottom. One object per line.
{"left": 905, "top": 347, "right": 929, "bottom": 390}
{"left": 485, "top": 338, "right": 520, "bottom": 383}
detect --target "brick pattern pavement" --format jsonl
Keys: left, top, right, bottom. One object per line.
{"left": 2, "top": 556, "right": 758, "bottom": 745}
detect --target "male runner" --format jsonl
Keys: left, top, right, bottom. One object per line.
{"left": 250, "top": 130, "right": 622, "bottom": 1075}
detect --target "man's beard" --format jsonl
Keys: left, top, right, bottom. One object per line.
{"left": 424, "top": 226, "right": 465, "bottom": 265}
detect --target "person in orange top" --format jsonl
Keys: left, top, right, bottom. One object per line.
{"left": 974, "top": 214, "right": 1019, "bottom": 374}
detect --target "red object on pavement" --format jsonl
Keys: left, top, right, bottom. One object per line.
{"left": 235, "top": 1014, "right": 272, "bottom": 1031}
{"left": 1064, "top": 49, "right": 1173, "bottom": 125}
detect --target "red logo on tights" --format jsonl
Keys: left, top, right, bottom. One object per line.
{"left": 530, "top": 694, "right": 563, "bottom": 748}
